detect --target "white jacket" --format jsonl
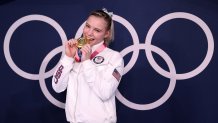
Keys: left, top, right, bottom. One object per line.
{"left": 52, "top": 44, "right": 124, "bottom": 123}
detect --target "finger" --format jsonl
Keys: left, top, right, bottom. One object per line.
{"left": 66, "top": 41, "right": 71, "bottom": 48}
{"left": 71, "top": 39, "right": 77, "bottom": 44}
{"left": 82, "top": 45, "right": 91, "bottom": 53}
{"left": 67, "top": 39, "right": 75, "bottom": 47}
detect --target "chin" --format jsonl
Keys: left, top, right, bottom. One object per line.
{"left": 89, "top": 42, "right": 95, "bottom": 46}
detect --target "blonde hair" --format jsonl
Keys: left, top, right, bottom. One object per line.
{"left": 89, "top": 9, "right": 114, "bottom": 46}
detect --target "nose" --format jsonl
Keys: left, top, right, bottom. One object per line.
{"left": 87, "top": 28, "right": 93, "bottom": 36}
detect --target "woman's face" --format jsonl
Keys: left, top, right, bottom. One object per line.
{"left": 83, "top": 15, "right": 109, "bottom": 46}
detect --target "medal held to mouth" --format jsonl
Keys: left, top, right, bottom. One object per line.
{"left": 76, "top": 37, "right": 90, "bottom": 48}
{"left": 75, "top": 37, "right": 90, "bottom": 62}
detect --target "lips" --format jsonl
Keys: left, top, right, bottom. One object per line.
{"left": 87, "top": 37, "right": 95, "bottom": 41}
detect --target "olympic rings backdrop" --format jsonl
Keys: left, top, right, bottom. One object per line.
{"left": 1, "top": 0, "right": 218, "bottom": 123}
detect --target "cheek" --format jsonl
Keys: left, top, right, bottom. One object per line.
{"left": 83, "top": 28, "right": 88, "bottom": 34}
{"left": 95, "top": 33, "right": 105, "bottom": 39}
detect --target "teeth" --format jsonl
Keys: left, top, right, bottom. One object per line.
{"left": 87, "top": 37, "right": 91, "bottom": 40}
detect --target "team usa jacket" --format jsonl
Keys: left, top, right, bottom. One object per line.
{"left": 52, "top": 42, "right": 124, "bottom": 123}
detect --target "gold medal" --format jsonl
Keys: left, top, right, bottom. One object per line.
{"left": 76, "top": 36, "right": 89, "bottom": 48}
{"left": 75, "top": 36, "right": 90, "bottom": 62}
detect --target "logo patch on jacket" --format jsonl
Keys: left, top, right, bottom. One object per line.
{"left": 93, "top": 56, "right": 104, "bottom": 64}
{"left": 54, "top": 65, "right": 64, "bottom": 84}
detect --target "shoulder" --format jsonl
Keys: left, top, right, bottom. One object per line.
{"left": 104, "top": 48, "right": 123, "bottom": 64}
{"left": 105, "top": 48, "right": 122, "bottom": 58}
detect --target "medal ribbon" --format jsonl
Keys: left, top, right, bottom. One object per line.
{"left": 75, "top": 43, "right": 106, "bottom": 62}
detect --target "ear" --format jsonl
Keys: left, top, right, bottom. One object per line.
{"left": 104, "top": 30, "right": 110, "bottom": 38}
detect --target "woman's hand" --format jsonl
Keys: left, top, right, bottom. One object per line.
{"left": 80, "top": 44, "right": 92, "bottom": 62}
{"left": 65, "top": 39, "right": 77, "bottom": 58}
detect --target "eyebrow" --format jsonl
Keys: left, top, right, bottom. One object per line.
{"left": 85, "top": 22, "right": 103, "bottom": 32}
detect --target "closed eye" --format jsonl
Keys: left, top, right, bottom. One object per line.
{"left": 94, "top": 29, "right": 101, "bottom": 32}
{"left": 85, "top": 23, "right": 90, "bottom": 28}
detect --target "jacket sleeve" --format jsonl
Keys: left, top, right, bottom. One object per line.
{"left": 52, "top": 55, "right": 74, "bottom": 93}
{"left": 81, "top": 52, "right": 124, "bottom": 101}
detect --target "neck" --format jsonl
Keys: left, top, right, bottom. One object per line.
{"left": 92, "top": 41, "right": 104, "bottom": 52}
